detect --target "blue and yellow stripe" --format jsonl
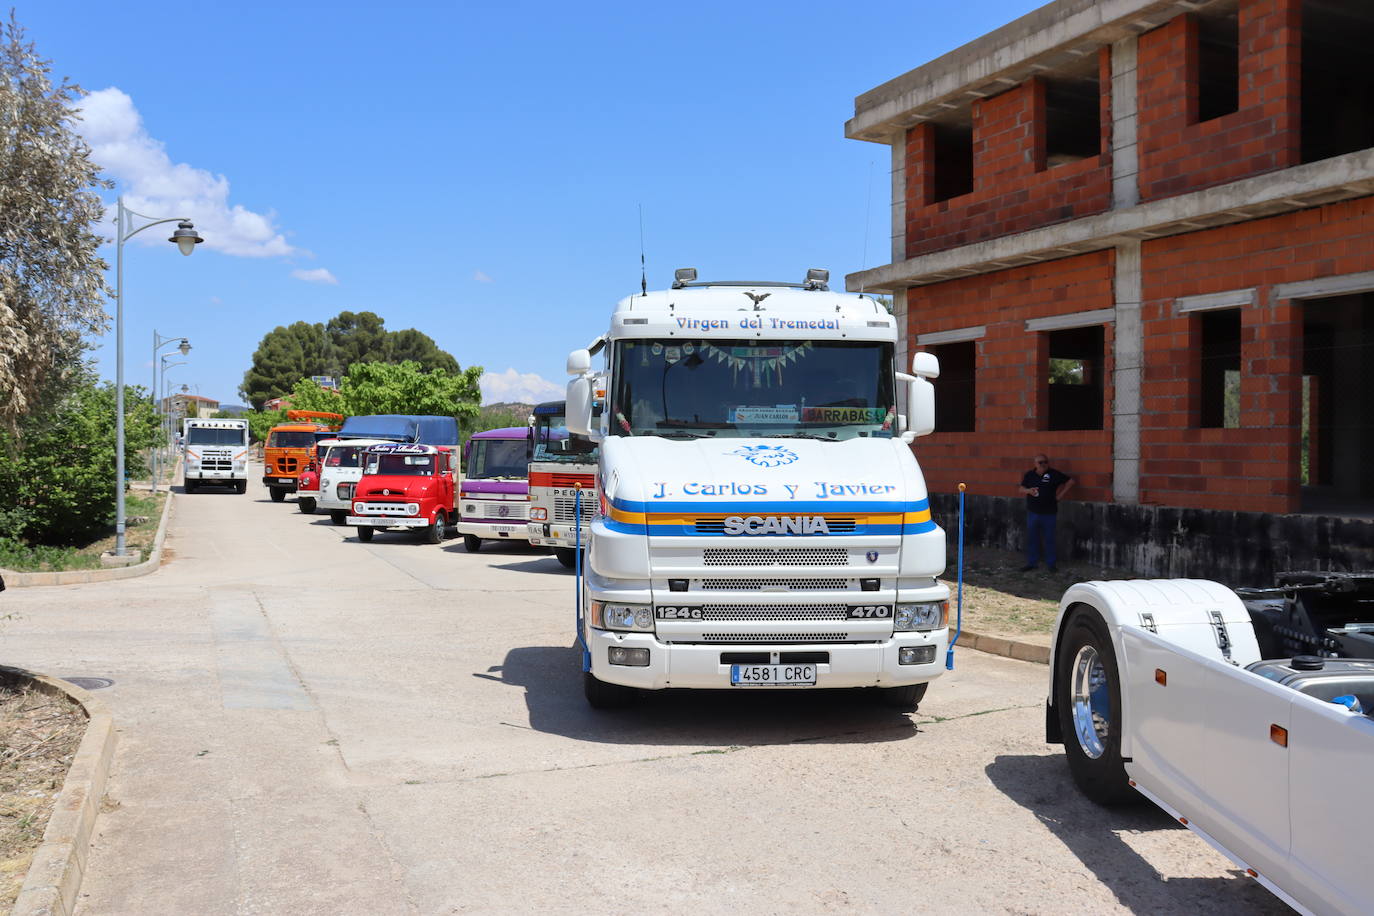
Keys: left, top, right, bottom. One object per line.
{"left": 601, "top": 496, "right": 936, "bottom": 536}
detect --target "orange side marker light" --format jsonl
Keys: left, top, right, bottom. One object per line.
{"left": 1270, "top": 724, "right": 1288, "bottom": 747}
{"left": 1155, "top": 669, "right": 1167, "bottom": 685}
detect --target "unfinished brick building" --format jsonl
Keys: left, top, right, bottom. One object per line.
{"left": 846, "top": 0, "right": 1374, "bottom": 580}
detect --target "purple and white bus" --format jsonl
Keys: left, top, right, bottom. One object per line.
{"left": 456, "top": 426, "right": 530, "bottom": 552}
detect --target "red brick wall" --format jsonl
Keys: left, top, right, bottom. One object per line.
{"left": 1136, "top": 0, "right": 1301, "bottom": 201}
{"left": 907, "top": 251, "right": 1115, "bottom": 504}
{"left": 1140, "top": 195, "right": 1374, "bottom": 513}
{"left": 903, "top": 50, "right": 1113, "bottom": 259}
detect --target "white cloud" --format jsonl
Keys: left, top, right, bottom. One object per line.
{"left": 474, "top": 270, "right": 493, "bottom": 283}
{"left": 480, "top": 368, "right": 563, "bottom": 405}
{"left": 76, "top": 88, "right": 298, "bottom": 258}
{"left": 291, "top": 268, "right": 338, "bottom": 285}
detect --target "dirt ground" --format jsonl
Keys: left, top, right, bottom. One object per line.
{"left": 941, "top": 545, "right": 1137, "bottom": 640}
{"left": 0, "top": 683, "right": 85, "bottom": 911}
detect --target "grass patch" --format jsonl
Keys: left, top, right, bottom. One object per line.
{"left": 0, "top": 489, "right": 167, "bottom": 572}
{"left": 0, "top": 683, "right": 86, "bottom": 910}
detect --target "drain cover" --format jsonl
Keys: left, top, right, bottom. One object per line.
{"left": 62, "top": 677, "right": 114, "bottom": 690}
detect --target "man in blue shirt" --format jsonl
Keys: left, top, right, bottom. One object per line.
{"left": 1019, "top": 453, "right": 1074, "bottom": 572}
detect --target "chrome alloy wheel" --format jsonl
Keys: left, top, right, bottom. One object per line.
{"left": 1070, "top": 644, "right": 1111, "bottom": 759}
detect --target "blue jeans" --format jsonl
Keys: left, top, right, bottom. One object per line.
{"left": 1026, "top": 511, "right": 1057, "bottom": 568}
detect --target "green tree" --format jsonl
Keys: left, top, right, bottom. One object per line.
{"left": 385, "top": 327, "right": 459, "bottom": 372}
{"left": 239, "top": 320, "right": 331, "bottom": 409}
{"left": 340, "top": 360, "right": 482, "bottom": 423}
{"left": 0, "top": 13, "right": 110, "bottom": 431}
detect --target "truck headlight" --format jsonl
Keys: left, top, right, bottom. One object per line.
{"left": 337, "top": 484, "right": 351, "bottom": 499}
{"left": 354, "top": 502, "right": 364, "bottom": 514}
{"left": 895, "top": 602, "right": 947, "bottom": 631}
{"left": 590, "top": 602, "right": 653, "bottom": 631}
{"left": 530, "top": 507, "right": 548, "bottom": 521}
{"left": 265, "top": 464, "right": 274, "bottom": 473}
{"left": 406, "top": 503, "right": 420, "bottom": 516}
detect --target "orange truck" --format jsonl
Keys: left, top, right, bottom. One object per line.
{"left": 263, "top": 410, "right": 344, "bottom": 502}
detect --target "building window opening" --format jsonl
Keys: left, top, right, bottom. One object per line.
{"left": 1198, "top": 308, "right": 1241, "bottom": 429}
{"left": 1301, "top": 293, "right": 1374, "bottom": 510}
{"left": 1301, "top": 1, "right": 1374, "bottom": 163}
{"left": 1044, "top": 77, "right": 1101, "bottom": 168}
{"left": 1046, "top": 325, "right": 1104, "bottom": 431}
{"left": 931, "top": 121, "right": 973, "bottom": 203}
{"left": 1195, "top": 11, "right": 1239, "bottom": 123}
{"left": 929, "top": 341, "right": 976, "bottom": 432}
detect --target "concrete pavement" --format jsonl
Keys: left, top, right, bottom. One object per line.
{"left": 0, "top": 467, "right": 1288, "bottom": 914}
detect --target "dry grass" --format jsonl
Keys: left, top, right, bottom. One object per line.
{"left": 940, "top": 545, "right": 1138, "bottom": 640}
{"left": 0, "top": 685, "right": 85, "bottom": 911}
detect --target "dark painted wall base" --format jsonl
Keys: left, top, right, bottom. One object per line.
{"left": 930, "top": 493, "right": 1374, "bottom": 587}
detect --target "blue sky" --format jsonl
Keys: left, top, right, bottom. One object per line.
{"left": 20, "top": 0, "right": 1042, "bottom": 406}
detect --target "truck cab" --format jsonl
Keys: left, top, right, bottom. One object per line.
{"left": 182, "top": 418, "right": 249, "bottom": 493}
{"left": 456, "top": 427, "right": 531, "bottom": 553}
{"left": 564, "top": 268, "right": 947, "bottom": 709}
{"left": 316, "top": 415, "right": 461, "bottom": 525}
{"left": 263, "top": 410, "right": 344, "bottom": 502}
{"left": 347, "top": 443, "right": 458, "bottom": 544}
{"left": 295, "top": 440, "right": 334, "bottom": 514}
{"left": 526, "top": 400, "right": 600, "bottom": 569}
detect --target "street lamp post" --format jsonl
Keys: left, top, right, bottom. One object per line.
{"left": 151, "top": 333, "right": 191, "bottom": 493}
{"left": 160, "top": 371, "right": 188, "bottom": 481}
{"left": 114, "top": 196, "right": 202, "bottom": 556}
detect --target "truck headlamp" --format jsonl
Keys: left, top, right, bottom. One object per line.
{"left": 265, "top": 464, "right": 274, "bottom": 473}
{"left": 406, "top": 503, "right": 420, "bottom": 516}
{"left": 591, "top": 602, "right": 653, "bottom": 632}
{"left": 353, "top": 502, "right": 364, "bottom": 514}
{"left": 895, "top": 602, "right": 947, "bottom": 631}
{"left": 530, "top": 507, "right": 548, "bottom": 521}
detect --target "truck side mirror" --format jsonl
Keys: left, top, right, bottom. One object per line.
{"left": 902, "top": 375, "right": 936, "bottom": 442}
{"left": 911, "top": 351, "right": 940, "bottom": 379}
{"left": 566, "top": 377, "right": 594, "bottom": 437}
{"left": 567, "top": 348, "right": 592, "bottom": 376}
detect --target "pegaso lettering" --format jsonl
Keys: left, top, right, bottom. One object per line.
{"left": 722, "top": 515, "right": 831, "bottom": 536}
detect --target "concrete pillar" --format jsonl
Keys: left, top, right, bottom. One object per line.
{"left": 1110, "top": 36, "right": 1139, "bottom": 210}
{"left": 1114, "top": 240, "right": 1142, "bottom": 504}
{"left": 891, "top": 135, "right": 909, "bottom": 374}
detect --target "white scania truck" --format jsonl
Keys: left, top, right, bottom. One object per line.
{"left": 181, "top": 418, "right": 249, "bottom": 493}
{"left": 564, "top": 268, "right": 948, "bottom": 709}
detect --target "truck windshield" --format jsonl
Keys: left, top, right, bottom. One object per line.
{"left": 532, "top": 416, "right": 599, "bottom": 464}
{"left": 268, "top": 430, "right": 317, "bottom": 448}
{"left": 364, "top": 454, "right": 436, "bottom": 476}
{"left": 467, "top": 439, "right": 527, "bottom": 479}
{"left": 186, "top": 427, "right": 246, "bottom": 446}
{"left": 324, "top": 445, "right": 366, "bottom": 468}
{"left": 610, "top": 339, "right": 896, "bottom": 439}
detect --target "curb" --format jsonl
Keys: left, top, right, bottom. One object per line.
{"left": 1, "top": 666, "right": 117, "bottom": 916}
{"left": 958, "top": 628, "right": 1051, "bottom": 664}
{"left": 1, "top": 484, "right": 175, "bottom": 587}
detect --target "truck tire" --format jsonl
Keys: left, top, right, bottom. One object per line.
{"left": 331, "top": 510, "right": 347, "bottom": 526}
{"left": 584, "top": 671, "right": 636, "bottom": 709}
{"left": 269, "top": 487, "right": 286, "bottom": 503}
{"left": 463, "top": 534, "right": 482, "bottom": 553}
{"left": 1056, "top": 606, "right": 1139, "bottom": 807}
{"left": 298, "top": 497, "right": 316, "bottom": 514}
{"left": 554, "top": 547, "right": 577, "bottom": 569}
{"left": 184, "top": 479, "right": 197, "bottom": 493}
{"left": 423, "top": 512, "right": 445, "bottom": 544}
{"left": 235, "top": 481, "right": 247, "bottom": 494}
{"left": 356, "top": 526, "right": 374, "bottom": 543}
{"left": 876, "top": 682, "right": 928, "bottom": 711}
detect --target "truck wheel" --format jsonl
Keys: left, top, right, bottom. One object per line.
{"left": 1056, "top": 607, "right": 1138, "bottom": 806}
{"left": 269, "top": 487, "right": 286, "bottom": 503}
{"left": 423, "top": 512, "right": 445, "bottom": 544}
{"left": 584, "top": 671, "right": 636, "bottom": 709}
{"left": 356, "top": 526, "right": 374, "bottom": 543}
{"left": 331, "top": 511, "right": 347, "bottom": 526}
{"left": 184, "top": 480, "right": 197, "bottom": 494}
{"left": 463, "top": 534, "right": 482, "bottom": 553}
{"left": 298, "top": 498, "right": 316, "bottom": 514}
{"left": 235, "top": 481, "right": 247, "bottom": 494}
{"left": 876, "top": 682, "right": 928, "bottom": 711}
{"left": 554, "top": 547, "right": 577, "bottom": 569}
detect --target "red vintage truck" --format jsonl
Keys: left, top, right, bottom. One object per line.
{"left": 347, "top": 443, "right": 458, "bottom": 543}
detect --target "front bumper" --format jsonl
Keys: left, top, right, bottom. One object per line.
{"left": 262, "top": 475, "right": 298, "bottom": 490}
{"left": 527, "top": 522, "right": 584, "bottom": 547}
{"left": 348, "top": 516, "right": 428, "bottom": 528}
{"left": 188, "top": 470, "right": 244, "bottom": 481}
{"left": 457, "top": 519, "right": 529, "bottom": 541}
{"left": 585, "top": 627, "right": 948, "bottom": 690}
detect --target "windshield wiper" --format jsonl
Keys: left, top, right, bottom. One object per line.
{"left": 654, "top": 430, "right": 709, "bottom": 439}
{"left": 772, "top": 433, "right": 840, "bottom": 441}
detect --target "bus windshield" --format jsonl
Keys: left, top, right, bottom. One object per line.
{"left": 186, "top": 427, "right": 246, "bottom": 446}
{"left": 532, "top": 415, "right": 599, "bottom": 464}
{"left": 609, "top": 338, "right": 895, "bottom": 440}
{"left": 467, "top": 439, "right": 527, "bottom": 479}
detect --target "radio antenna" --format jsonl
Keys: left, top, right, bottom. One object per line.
{"left": 859, "top": 159, "right": 874, "bottom": 296}
{"left": 638, "top": 203, "right": 647, "bottom": 295}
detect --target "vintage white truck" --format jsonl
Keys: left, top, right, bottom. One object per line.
{"left": 1047, "top": 572, "right": 1374, "bottom": 915}
{"left": 563, "top": 268, "right": 948, "bottom": 709}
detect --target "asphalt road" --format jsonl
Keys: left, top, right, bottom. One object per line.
{"left": 1, "top": 468, "right": 1288, "bottom": 914}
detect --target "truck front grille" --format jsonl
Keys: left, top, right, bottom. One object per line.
{"left": 202, "top": 459, "right": 232, "bottom": 470}
{"left": 698, "top": 604, "right": 850, "bottom": 621}
{"left": 357, "top": 502, "right": 411, "bottom": 516}
{"left": 699, "top": 578, "right": 850, "bottom": 591}
{"left": 699, "top": 632, "right": 852, "bottom": 643}
{"left": 694, "top": 518, "right": 856, "bottom": 534}
{"left": 554, "top": 496, "right": 595, "bottom": 523}
{"left": 482, "top": 503, "right": 528, "bottom": 520}
{"left": 702, "top": 547, "right": 850, "bottom": 567}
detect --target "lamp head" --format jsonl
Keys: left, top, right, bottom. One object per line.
{"left": 169, "top": 221, "right": 203, "bottom": 256}
{"left": 178, "top": 339, "right": 191, "bottom": 356}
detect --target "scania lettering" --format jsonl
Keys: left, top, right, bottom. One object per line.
{"left": 182, "top": 419, "right": 249, "bottom": 493}
{"left": 456, "top": 427, "right": 530, "bottom": 553}
{"left": 564, "top": 267, "right": 947, "bottom": 709}
{"left": 526, "top": 400, "right": 599, "bottom": 569}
